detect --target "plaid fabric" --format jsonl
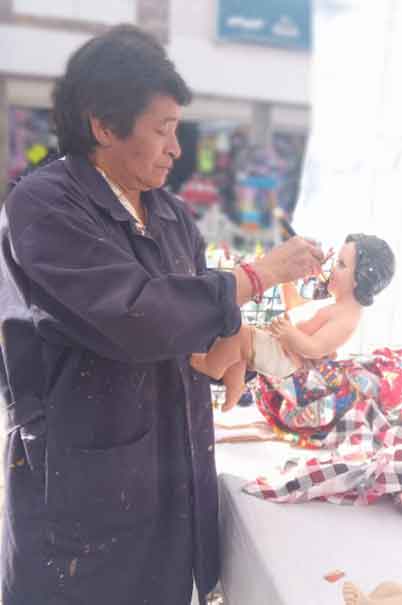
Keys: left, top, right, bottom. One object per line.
{"left": 245, "top": 350, "right": 402, "bottom": 507}
{"left": 244, "top": 442, "right": 402, "bottom": 506}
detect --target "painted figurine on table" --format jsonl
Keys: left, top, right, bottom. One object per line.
{"left": 343, "top": 581, "right": 402, "bottom": 605}
{"left": 191, "top": 234, "right": 395, "bottom": 411}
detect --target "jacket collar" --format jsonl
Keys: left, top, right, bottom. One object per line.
{"left": 64, "top": 154, "right": 178, "bottom": 223}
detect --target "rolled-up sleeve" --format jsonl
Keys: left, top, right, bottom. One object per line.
{"left": 210, "top": 269, "right": 241, "bottom": 338}
{"left": 8, "top": 194, "right": 241, "bottom": 364}
{"left": 193, "top": 230, "right": 241, "bottom": 340}
{"left": 192, "top": 227, "right": 253, "bottom": 382}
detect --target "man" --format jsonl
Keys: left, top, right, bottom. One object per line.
{"left": 0, "top": 25, "right": 323, "bottom": 605}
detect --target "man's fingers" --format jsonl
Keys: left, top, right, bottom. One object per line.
{"left": 309, "top": 246, "right": 325, "bottom": 264}
{"left": 311, "top": 261, "right": 322, "bottom": 276}
{"left": 262, "top": 235, "right": 326, "bottom": 284}
{"left": 323, "top": 248, "right": 335, "bottom": 263}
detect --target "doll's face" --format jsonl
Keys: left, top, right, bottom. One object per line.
{"left": 328, "top": 242, "right": 356, "bottom": 299}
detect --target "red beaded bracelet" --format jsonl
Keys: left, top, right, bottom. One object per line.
{"left": 239, "top": 263, "right": 258, "bottom": 299}
{"left": 239, "top": 262, "right": 264, "bottom": 304}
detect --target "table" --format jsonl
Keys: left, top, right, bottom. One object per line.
{"left": 215, "top": 408, "right": 402, "bottom": 605}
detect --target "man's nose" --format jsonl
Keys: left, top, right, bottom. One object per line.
{"left": 167, "top": 133, "right": 181, "bottom": 160}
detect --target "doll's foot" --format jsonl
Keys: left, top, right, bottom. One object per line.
{"left": 343, "top": 582, "right": 371, "bottom": 605}
{"left": 191, "top": 353, "right": 224, "bottom": 380}
{"left": 222, "top": 360, "right": 247, "bottom": 412}
{"left": 370, "top": 583, "right": 402, "bottom": 600}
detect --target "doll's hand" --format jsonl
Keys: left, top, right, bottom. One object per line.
{"left": 269, "top": 313, "right": 293, "bottom": 339}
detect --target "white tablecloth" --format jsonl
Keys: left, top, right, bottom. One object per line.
{"left": 215, "top": 407, "right": 402, "bottom": 605}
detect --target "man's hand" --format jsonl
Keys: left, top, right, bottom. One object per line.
{"left": 256, "top": 236, "right": 324, "bottom": 285}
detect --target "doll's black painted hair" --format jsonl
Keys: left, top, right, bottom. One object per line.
{"left": 345, "top": 233, "right": 395, "bottom": 306}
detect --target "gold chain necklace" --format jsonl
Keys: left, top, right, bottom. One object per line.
{"left": 96, "top": 166, "right": 147, "bottom": 233}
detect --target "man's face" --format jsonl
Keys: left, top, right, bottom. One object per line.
{"left": 99, "top": 94, "right": 182, "bottom": 191}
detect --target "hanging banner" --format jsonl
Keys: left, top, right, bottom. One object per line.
{"left": 216, "top": 0, "right": 311, "bottom": 50}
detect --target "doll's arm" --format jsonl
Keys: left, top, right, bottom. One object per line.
{"left": 280, "top": 282, "right": 308, "bottom": 310}
{"left": 270, "top": 314, "right": 357, "bottom": 359}
{"left": 294, "top": 308, "right": 330, "bottom": 336}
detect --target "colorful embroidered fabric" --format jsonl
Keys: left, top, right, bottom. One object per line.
{"left": 245, "top": 349, "right": 402, "bottom": 507}
{"left": 253, "top": 349, "right": 402, "bottom": 448}
{"left": 362, "top": 348, "right": 402, "bottom": 412}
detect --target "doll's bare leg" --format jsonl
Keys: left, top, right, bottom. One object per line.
{"left": 221, "top": 360, "right": 247, "bottom": 412}
{"left": 370, "top": 584, "right": 402, "bottom": 599}
{"left": 191, "top": 325, "right": 253, "bottom": 381}
{"left": 343, "top": 582, "right": 402, "bottom": 605}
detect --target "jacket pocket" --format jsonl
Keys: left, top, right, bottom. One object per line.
{"left": 46, "top": 428, "right": 157, "bottom": 523}
{"left": 19, "top": 416, "right": 47, "bottom": 472}
{"left": 6, "top": 397, "right": 47, "bottom": 473}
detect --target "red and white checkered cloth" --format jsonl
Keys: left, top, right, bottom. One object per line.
{"left": 244, "top": 397, "right": 402, "bottom": 507}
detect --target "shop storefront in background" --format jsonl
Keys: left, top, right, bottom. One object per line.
{"left": 176, "top": 122, "right": 249, "bottom": 221}
{"left": 7, "top": 105, "right": 307, "bottom": 230}
{"left": 175, "top": 120, "right": 306, "bottom": 229}
{"left": 8, "top": 106, "right": 56, "bottom": 182}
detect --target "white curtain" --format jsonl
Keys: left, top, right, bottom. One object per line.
{"left": 294, "top": 0, "right": 402, "bottom": 353}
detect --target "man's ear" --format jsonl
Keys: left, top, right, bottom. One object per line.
{"left": 89, "top": 116, "right": 113, "bottom": 148}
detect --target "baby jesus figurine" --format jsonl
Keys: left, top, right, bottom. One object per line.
{"left": 343, "top": 581, "right": 402, "bottom": 605}
{"left": 191, "top": 233, "right": 395, "bottom": 411}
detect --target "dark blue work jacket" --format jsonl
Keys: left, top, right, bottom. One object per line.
{"left": 0, "top": 155, "right": 241, "bottom": 605}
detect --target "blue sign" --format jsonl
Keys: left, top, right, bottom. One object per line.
{"left": 217, "top": 0, "right": 311, "bottom": 50}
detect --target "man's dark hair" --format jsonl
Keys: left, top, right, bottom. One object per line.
{"left": 345, "top": 233, "right": 396, "bottom": 306}
{"left": 53, "top": 24, "right": 192, "bottom": 156}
